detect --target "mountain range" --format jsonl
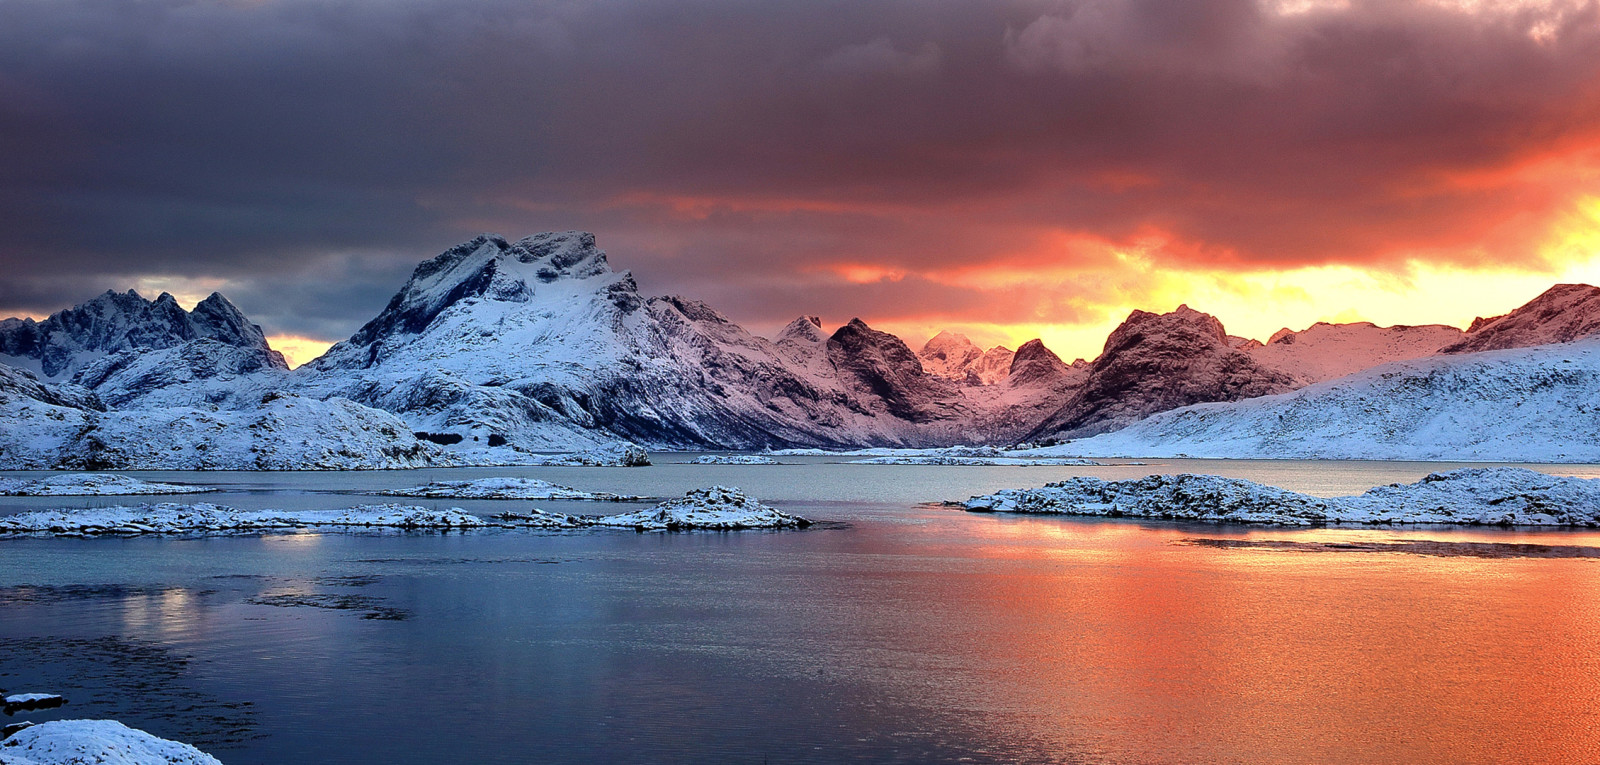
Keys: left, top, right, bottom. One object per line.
{"left": 2, "top": 231, "right": 1597, "bottom": 468}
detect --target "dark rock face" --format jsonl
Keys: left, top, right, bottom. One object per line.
{"left": 0, "top": 289, "right": 284, "bottom": 378}
{"left": 826, "top": 319, "right": 966, "bottom": 424}
{"left": 1444, "top": 284, "right": 1600, "bottom": 354}
{"left": 1007, "top": 339, "right": 1073, "bottom": 387}
{"left": 1028, "top": 305, "right": 1297, "bottom": 439}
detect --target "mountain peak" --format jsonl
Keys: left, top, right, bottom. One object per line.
{"left": 0, "top": 287, "right": 283, "bottom": 379}
{"left": 1445, "top": 282, "right": 1600, "bottom": 354}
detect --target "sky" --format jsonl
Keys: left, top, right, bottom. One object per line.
{"left": 4, "top": 0, "right": 1600, "bottom": 367}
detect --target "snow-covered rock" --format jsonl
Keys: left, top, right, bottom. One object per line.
{"left": 3, "top": 695, "right": 64, "bottom": 714}
{"left": 689, "top": 455, "right": 780, "bottom": 464}
{"left": 0, "top": 474, "right": 213, "bottom": 496}
{"left": 378, "top": 477, "right": 643, "bottom": 500}
{"left": 589, "top": 486, "right": 808, "bottom": 530}
{"left": 0, "top": 720, "right": 221, "bottom": 765}
{"left": 496, "top": 486, "right": 809, "bottom": 530}
{"left": 1043, "top": 339, "right": 1600, "bottom": 462}
{"left": 962, "top": 468, "right": 1600, "bottom": 526}
{"left": 1445, "top": 284, "right": 1600, "bottom": 354}
{"left": 521, "top": 443, "right": 652, "bottom": 467}
{"left": 0, "top": 503, "right": 489, "bottom": 536}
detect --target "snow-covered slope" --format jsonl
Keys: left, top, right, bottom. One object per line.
{"left": 1038, "top": 339, "right": 1600, "bottom": 462}
{"left": 1444, "top": 283, "right": 1600, "bottom": 354}
{"left": 0, "top": 367, "right": 446, "bottom": 470}
{"left": 1247, "top": 321, "right": 1464, "bottom": 385}
{"left": 0, "top": 290, "right": 285, "bottom": 381}
{"left": 1027, "top": 305, "right": 1297, "bottom": 440}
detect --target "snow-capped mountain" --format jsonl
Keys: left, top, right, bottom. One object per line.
{"left": 1030, "top": 339, "right": 1600, "bottom": 462}
{"left": 1443, "top": 283, "right": 1600, "bottom": 354}
{"left": 1027, "top": 305, "right": 1298, "bottom": 439}
{"left": 4, "top": 229, "right": 1596, "bottom": 466}
{"left": 0, "top": 289, "right": 286, "bottom": 380}
{"left": 299, "top": 232, "right": 978, "bottom": 450}
{"left": 916, "top": 332, "right": 1014, "bottom": 385}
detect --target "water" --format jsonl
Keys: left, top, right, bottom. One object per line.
{"left": 5, "top": 458, "right": 1600, "bottom": 764}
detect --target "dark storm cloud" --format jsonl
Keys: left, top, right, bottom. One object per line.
{"left": 3, "top": 0, "right": 1599, "bottom": 338}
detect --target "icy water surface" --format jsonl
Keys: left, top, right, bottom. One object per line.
{"left": 5, "top": 457, "right": 1600, "bottom": 764}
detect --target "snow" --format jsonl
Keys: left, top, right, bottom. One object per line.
{"left": 1247, "top": 321, "right": 1463, "bottom": 386}
{"left": 1036, "top": 339, "right": 1600, "bottom": 462}
{"left": 0, "top": 475, "right": 213, "bottom": 497}
{"left": 0, "top": 393, "right": 447, "bottom": 471}
{"left": 3, "top": 695, "right": 63, "bottom": 709}
{"left": 378, "top": 477, "right": 644, "bottom": 500}
{"left": 962, "top": 467, "right": 1600, "bottom": 526}
{"left": 0, "top": 720, "right": 221, "bottom": 765}
{"left": 494, "top": 486, "right": 810, "bottom": 530}
{"left": 0, "top": 503, "right": 491, "bottom": 536}
{"left": 689, "top": 455, "right": 780, "bottom": 464}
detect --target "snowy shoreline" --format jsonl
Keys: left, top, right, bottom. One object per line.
{"left": 962, "top": 468, "right": 1600, "bottom": 527}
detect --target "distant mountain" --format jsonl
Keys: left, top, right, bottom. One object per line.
{"left": 916, "top": 331, "right": 1014, "bottom": 385}
{"left": 1247, "top": 321, "right": 1465, "bottom": 385}
{"left": 0, "top": 289, "right": 285, "bottom": 380}
{"left": 1444, "top": 284, "right": 1600, "bottom": 354}
{"left": 1027, "top": 305, "right": 1298, "bottom": 439}
{"left": 1031, "top": 339, "right": 1600, "bottom": 462}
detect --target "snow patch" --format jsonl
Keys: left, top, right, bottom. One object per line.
{"left": 850, "top": 456, "right": 1106, "bottom": 466}
{"left": 689, "top": 455, "right": 780, "bottom": 465}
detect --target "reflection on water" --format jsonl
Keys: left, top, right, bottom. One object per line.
{"left": 2, "top": 460, "right": 1600, "bottom": 763}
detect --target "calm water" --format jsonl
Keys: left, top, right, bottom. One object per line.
{"left": 5, "top": 458, "right": 1600, "bottom": 764}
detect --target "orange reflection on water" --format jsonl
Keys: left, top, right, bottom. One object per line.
{"left": 871, "top": 515, "right": 1600, "bottom": 763}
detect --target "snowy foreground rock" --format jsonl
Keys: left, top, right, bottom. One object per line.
{"left": 963, "top": 468, "right": 1600, "bottom": 526}
{"left": 378, "top": 477, "right": 644, "bottom": 501}
{"left": 0, "top": 720, "right": 221, "bottom": 765}
{"left": 495, "top": 486, "right": 810, "bottom": 530}
{"left": 0, "top": 474, "right": 213, "bottom": 496}
{"left": 0, "top": 503, "right": 490, "bottom": 536}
